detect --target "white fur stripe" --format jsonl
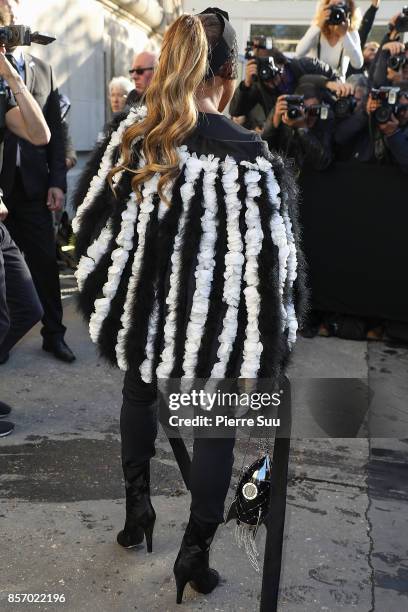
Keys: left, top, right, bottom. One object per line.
{"left": 74, "top": 221, "right": 112, "bottom": 292}
{"left": 266, "top": 169, "right": 289, "bottom": 331}
{"left": 211, "top": 156, "right": 244, "bottom": 379}
{"left": 72, "top": 105, "right": 146, "bottom": 235}
{"left": 256, "top": 157, "right": 298, "bottom": 348}
{"left": 155, "top": 154, "right": 203, "bottom": 379}
{"left": 139, "top": 295, "right": 160, "bottom": 383}
{"left": 88, "top": 193, "right": 139, "bottom": 343}
{"left": 181, "top": 156, "right": 219, "bottom": 380}
{"left": 115, "top": 174, "right": 159, "bottom": 370}
{"left": 239, "top": 167, "right": 264, "bottom": 379}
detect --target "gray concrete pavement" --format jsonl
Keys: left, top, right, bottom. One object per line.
{"left": 1, "top": 289, "right": 407, "bottom": 612}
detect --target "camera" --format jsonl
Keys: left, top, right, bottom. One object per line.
{"left": 387, "top": 44, "right": 408, "bottom": 71}
{"left": 285, "top": 95, "right": 305, "bottom": 119}
{"left": 370, "top": 86, "right": 404, "bottom": 123}
{"left": 257, "top": 57, "right": 282, "bottom": 82}
{"left": 327, "top": 3, "right": 350, "bottom": 26}
{"left": 245, "top": 38, "right": 281, "bottom": 82}
{"left": 394, "top": 6, "right": 408, "bottom": 33}
{"left": 0, "top": 25, "right": 55, "bottom": 48}
{"left": 334, "top": 95, "right": 357, "bottom": 119}
{"left": 305, "top": 104, "right": 330, "bottom": 120}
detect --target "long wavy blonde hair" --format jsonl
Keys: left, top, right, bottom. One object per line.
{"left": 108, "top": 14, "right": 221, "bottom": 204}
{"left": 314, "top": 0, "right": 361, "bottom": 34}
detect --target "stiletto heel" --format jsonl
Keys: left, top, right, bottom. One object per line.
{"left": 144, "top": 520, "right": 155, "bottom": 553}
{"left": 173, "top": 515, "right": 220, "bottom": 604}
{"left": 175, "top": 575, "right": 188, "bottom": 604}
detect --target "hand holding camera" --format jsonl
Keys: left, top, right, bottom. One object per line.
{"left": 326, "top": 81, "right": 354, "bottom": 98}
{"left": 0, "top": 47, "right": 21, "bottom": 87}
{"left": 244, "top": 59, "right": 258, "bottom": 87}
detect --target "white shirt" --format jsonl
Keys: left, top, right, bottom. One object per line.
{"left": 295, "top": 24, "right": 363, "bottom": 80}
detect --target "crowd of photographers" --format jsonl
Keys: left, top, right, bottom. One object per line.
{"left": 229, "top": 1, "right": 408, "bottom": 175}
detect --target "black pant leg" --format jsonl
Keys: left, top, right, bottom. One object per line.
{"left": 120, "top": 367, "right": 159, "bottom": 482}
{"left": 0, "top": 224, "right": 11, "bottom": 345}
{"left": 189, "top": 435, "right": 236, "bottom": 524}
{"left": 0, "top": 222, "right": 43, "bottom": 358}
{"left": 4, "top": 174, "right": 66, "bottom": 341}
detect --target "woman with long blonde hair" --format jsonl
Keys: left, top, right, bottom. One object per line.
{"left": 296, "top": 0, "right": 363, "bottom": 79}
{"left": 73, "top": 7, "right": 305, "bottom": 605}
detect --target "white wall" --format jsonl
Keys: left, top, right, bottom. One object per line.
{"left": 17, "top": 0, "right": 153, "bottom": 150}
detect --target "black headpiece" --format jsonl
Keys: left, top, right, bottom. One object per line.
{"left": 199, "top": 7, "right": 237, "bottom": 80}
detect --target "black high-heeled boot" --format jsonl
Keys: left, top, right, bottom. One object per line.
{"left": 117, "top": 463, "right": 156, "bottom": 552}
{"left": 173, "top": 514, "right": 220, "bottom": 604}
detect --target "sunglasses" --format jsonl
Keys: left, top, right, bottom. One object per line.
{"left": 129, "top": 67, "right": 154, "bottom": 76}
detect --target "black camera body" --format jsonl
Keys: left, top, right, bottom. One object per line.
{"left": 257, "top": 57, "right": 282, "bottom": 82}
{"left": 334, "top": 95, "right": 357, "bottom": 119}
{"left": 371, "top": 86, "right": 404, "bottom": 123}
{"left": 387, "top": 44, "right": 408, "bottom": 71}
{"left": 285, "top": 95, "right": 305, "bottom": 119}
{"left": 327, "top": 3, "right": 350, "bottom": 26}
{"left": 0, "top": 25, "right": 55, "bottom": 48}
{"left": 394, "top": 6, "right": 408, "bottom": 33}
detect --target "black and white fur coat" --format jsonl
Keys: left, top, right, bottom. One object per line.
{"left": 72, "top": 106, "right": 307, "bottom": 385}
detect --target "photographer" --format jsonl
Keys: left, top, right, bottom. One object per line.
{"left": 372, "top": 40, "right": 408, "bottom": 87}
{"left": 334, "top": 81, "right": 408, "bottom": 170}
{"left": 370, "top": 8, "right": 408, "bottom": 85}
{"left": 347, "top": 0, "right": 380, "bottom": 77}
{"left": 0, "top": 47, "right": 50, "bottom": 437}
{"left": 296, "top": 0, "right": 363, "bottom": 80}
{"left": 367, "top": 84, "right": 408, "bottom": 172}
{"left": 333, "top": 74, "right": 370, "bottom": 160}
{"left": 262, "top": 82, "right": 335, "bottom": 171}
{"left": 230, "top": 46, "right": 342, "bottom": 120}
{"left": 0, "top": 6, "right": 75, "bottom": 364}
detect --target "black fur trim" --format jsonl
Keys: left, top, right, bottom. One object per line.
{"left": 151, "top": 169, "right": 186, "bottom": 380}
{"left": 124, "top": 194, "right": 160, "bottom": 369}
{"left": 256, "top": 172, "right": 287, "bottom": 380}
{"left": 170, "top": 170, "right": 205, "bottom": 378}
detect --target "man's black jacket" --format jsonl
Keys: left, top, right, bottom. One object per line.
{"left": 0, "top": 52, "right": 66, "bottom": 199}
{"left": 229, "top": 56, "right": 338, "bottom": 118}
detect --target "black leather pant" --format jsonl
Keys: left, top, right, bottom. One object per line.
{"left": 120, "top": 366, "right": 236, "bottom": 524}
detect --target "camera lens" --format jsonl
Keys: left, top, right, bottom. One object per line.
{"left": 375, "top": 106, "right": 392, "bottom": 123}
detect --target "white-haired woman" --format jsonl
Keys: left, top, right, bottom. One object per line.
{"left": 108, "top": 76, "right": 133, "bottom": 114}
{"left": 296, "top": 0, "right": 363, "bottom": 80}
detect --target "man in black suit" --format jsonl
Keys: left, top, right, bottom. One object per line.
{"left": 0, "top": 24, "right": 75, "bottom": 363}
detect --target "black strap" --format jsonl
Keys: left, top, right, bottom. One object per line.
{"left": 260, "top": 376, "right": 292, "bottom": 612}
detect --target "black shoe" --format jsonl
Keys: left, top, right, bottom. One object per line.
{"left": 117, "top": 463, "right": 156, "bottom": 552}
{"left": 0, "top": 421, "right": 14, "bottom": 437}
{"left": 0, "top": 401, "right": 12, "bottom": 418}
{"left": 174, "top": 515, "right": 220, "bottom": 604}
{"left": 42, "top": 338, "right": 76, "bottom": 363}
{"left": 0, "top": 352, "right": 9, "bottom": 365}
